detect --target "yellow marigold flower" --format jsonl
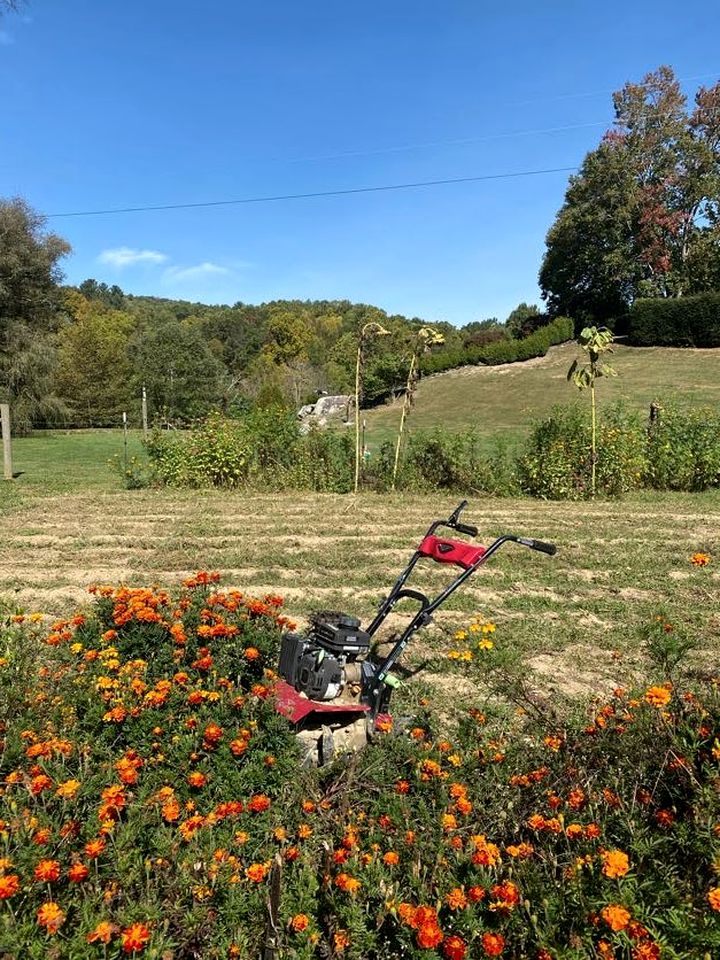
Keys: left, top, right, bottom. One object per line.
{"left": 55, "top": 779, "right": 81, "bottom": 800}
{"left": 454, "top": 630, "right": 468, "bottom": 641}
{"left": 482, "top": 622, "right": 496, "bottom": 634}
{"left": 477, "top": 638, "right": 494, "bottom": 650}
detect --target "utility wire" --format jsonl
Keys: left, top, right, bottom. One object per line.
{"left": 47, "top": 165, "right": 578, "bottom": 219}
{"left": 280, "top": 120, "right": 610, "bottom": 164}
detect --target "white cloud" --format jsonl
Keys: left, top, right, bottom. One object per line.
{"left": 97, "top": 247, "right": 169, "bottom": 268}
{"left": 163, "top": 262, "right": 230, "bottom": 283}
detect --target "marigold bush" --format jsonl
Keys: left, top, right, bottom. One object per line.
{"left": 1, "top": 580, "right": 720, "bottom": 958}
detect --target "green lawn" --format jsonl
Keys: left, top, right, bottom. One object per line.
{"left": 0, "top": 429, "right": 144, "bottom": 514}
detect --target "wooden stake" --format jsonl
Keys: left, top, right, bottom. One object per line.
{"left": 141, "top": 385, "right": 148, "bottom": 436}
{"left": 1, "top": 404, "right": 12, "bottom": 481}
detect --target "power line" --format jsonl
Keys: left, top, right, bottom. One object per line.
{"left": 47, "top": 165, "right": 579, "bottom": 219}
{"left": 280, "top": 120, "right": 610, "bottom": 164}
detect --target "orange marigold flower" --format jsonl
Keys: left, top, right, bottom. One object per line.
{"left": 121, "top": 921, "right": 151, "bottom": 953}
{"left": 645, "top": 685, "right": 671, "bottom": 708}
{"left": 601, "top": 904, "right": 631, "bottom": 931}
{"left": 417, "top": 923, "right": 444, "bottom": 949}
{"left": 707, "top": 886, "right": 720, "bottom": 911}
{"left": 382, "top": 851, "right": 400, "bottom": 866}
{"left": 187, "top": 771, "right": 208, "bottom": 789}
{"left": 445, "top": 887, "right": 467, "bottom": 910}
{"left": 37, "top": 901, "right": 66, "bottom": 934}
{"left": 248, "top": 794, "right": 271, "bottom": 813}
{"left": 690, "top": 552, "right": 710, "bottom": 566}
{"left": 601, "top": 849, "right": 630, "bottom": 878}
{"left": 87, "top": 920, "right": 116, "bottom": 944}
{"left": 632, "top": 944, "right": 660, "bottom": 960}
{"left": 68, "top": 863, "right": 90, "bottom": 883}
{"left": 468, "top": 885, "right": 486, "bottom": 902}
{"left": 443, "top": 934, "right": 467, "bottom": 960}
{"left": 481, "top": 932, "right": 505, "bottom": 956}
{"left": 85, "top": 837, "right": 107, "bottom": 859}
{"left": 290, "top": 913, "right": 310, "bottom": 933}
{"left": 244, "top": 646, "right": 261, "bottom": 660}
{"left": 334, "top": 930, "right": 350, "bottom": 951}
{"left": 395, "top": 779, "right": 410, "bottom": 794}
{"left": 245, "top": 862, "right": 269, "bottom": 883}
{"left": 162, "top": 798, "right": 181, "bottom": 822}
{"left": 0, "top": 874, "right": 20, "bottom": 899}
{"left": 34, "top": 859, "right": 61, "bottom": 883}
{"left": 469, "top": 834, "right": 501, "bottom": 867}
{"left": 335, "top": 872, "right": 361, "bottom": 894}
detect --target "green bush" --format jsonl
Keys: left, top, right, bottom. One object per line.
{"left": 144, "top": 415, "right": 252, "bottom": 488}
{"left": 645, "top": 406, "right": 720, "bottom": 490}
{"left": 370, "top": 430, "right": 520, "bottom": 496}
{"left": 517, "top": 405, "right": 646, "bottom": 500}
{"left": 282, "top": 427, "right": 355, "bottom": 493}
{"left": 628, "top": 291, "right": 720, "bottom": 346}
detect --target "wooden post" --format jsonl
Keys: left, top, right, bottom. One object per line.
{"left": 123, "top": 412, "right": 129, "bottom": 473}
{"left": 1, "top": 404, "right": 12, "bottom": 480}
{"left": 141, "top": 385, "right": 148, "bottom": 435}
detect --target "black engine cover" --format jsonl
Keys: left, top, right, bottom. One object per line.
{"left": 296, "top": 649, "right": 343, "bottom": 700}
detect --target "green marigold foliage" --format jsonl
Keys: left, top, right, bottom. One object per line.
{"left": 1, "top": 581, "right": 720, "bottom": 957}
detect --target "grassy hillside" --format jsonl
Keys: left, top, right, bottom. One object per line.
{"left": 364, "top": 343, "right": 720, "bottom": 448}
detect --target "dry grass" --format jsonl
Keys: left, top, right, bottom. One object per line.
{"left": 2, "top": 483, "right": 718, "bottom": 703}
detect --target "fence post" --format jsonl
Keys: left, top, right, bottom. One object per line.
{"left": 1, "top": 404, "right": 12, "bottom": 481}
{"left": 142, "top": 385, "right": 148, "bottom": 436}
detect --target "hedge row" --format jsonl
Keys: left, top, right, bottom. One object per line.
{"left": 628, "top": 291, "right": 720, "bottom": 347}
{"left": 419, "top": 315, "right": 574, "bottom": 377}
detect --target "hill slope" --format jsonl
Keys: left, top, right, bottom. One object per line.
{"left": 364, "top": 343, "right": 720, "bottom": 448}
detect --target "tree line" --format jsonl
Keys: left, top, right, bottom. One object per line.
{"left": 1, "top": 199, "right": 544, "bottom": 433}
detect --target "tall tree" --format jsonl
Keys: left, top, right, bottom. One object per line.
{"left": 0, "top": 198, "right": 71, "bottom": 432}
{"left": 541, "top": 67, "right": 720, "bottom": 322}
{"left": 128, "top": 318, "right": 225, "bottom": 422}
{"left": 56, "top": 293, "right": 136, "bottom": 425}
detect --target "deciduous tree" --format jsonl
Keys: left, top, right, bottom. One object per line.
{"left": 0, "top": 197, "right": 71, "bottom": 432}
{"left": 541, "top": 67, "right": 720, "bottom": 323}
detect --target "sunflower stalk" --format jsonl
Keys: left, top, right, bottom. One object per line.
{"left": 391, "top": 327, "right": 444, "bottom": 491}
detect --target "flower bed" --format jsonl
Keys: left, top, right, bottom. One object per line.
{"left": 0, "top": 576, "right": 719, "bottom": 958}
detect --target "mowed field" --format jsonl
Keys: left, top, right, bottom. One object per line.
{"left": 1, "top": 427, "right": 719, "bottom": 712}
{"left": 365, "top": 342, "right": 720, "bottom": 446}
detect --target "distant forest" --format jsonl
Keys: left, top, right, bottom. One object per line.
{"left": 51, "top": 278, "right": 543, "bottom": 428}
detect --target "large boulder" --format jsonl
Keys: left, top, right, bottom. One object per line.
{"left": 297, "top": 395, "right": 355, "bottom": 432}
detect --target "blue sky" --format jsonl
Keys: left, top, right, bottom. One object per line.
{"left": 1, "top": 0, "right": 718, "bottom": 325}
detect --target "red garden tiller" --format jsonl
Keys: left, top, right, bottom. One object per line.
{"left": 274, "top": 500, "right": 556, "bottom": 765}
